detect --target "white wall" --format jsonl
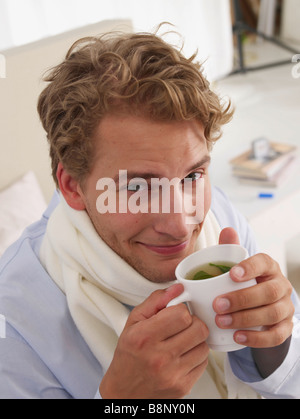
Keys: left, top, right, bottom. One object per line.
{"left": 0, "top": 0, "right": 233, "bottom": 81}
{"left": 281, "top": 0, "right": 300, "bottom": 42}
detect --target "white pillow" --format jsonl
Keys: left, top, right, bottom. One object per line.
{"left": 0, "top": 171, "right": 47, "bottom": 257}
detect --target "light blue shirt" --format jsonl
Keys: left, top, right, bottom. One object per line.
{"left": 0, "top": 187, "right": 300, "bottom": 399}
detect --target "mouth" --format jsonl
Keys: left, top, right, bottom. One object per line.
{"left": 138, "top": 240, "right": 189, "bottom": 256}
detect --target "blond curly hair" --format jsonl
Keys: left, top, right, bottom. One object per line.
{"left": 38, "top": 29, "right": 233, "bottom": 187}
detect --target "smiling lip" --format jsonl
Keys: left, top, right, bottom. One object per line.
{"left": 139, "top": 241, "right": 189, "bottom": 255}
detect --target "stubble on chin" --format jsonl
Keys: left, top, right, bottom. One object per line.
{"left": 85, "top": 200, "right": 202, "bottom": 283}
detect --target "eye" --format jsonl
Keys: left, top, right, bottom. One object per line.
{"left": 127, "top": 184, "right": 142, "bottom": 192}
{"left": 184, "top": 172, "right": 203, "bottom": 182}
{"left": 127, "top": 179, "right": 149, "bottom": 192}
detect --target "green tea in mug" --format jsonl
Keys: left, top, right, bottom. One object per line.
{"left": 186, "top": 261, "right": 235, "bottom": 281}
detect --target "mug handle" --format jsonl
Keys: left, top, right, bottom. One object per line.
{"left": 166, "top": 290, "right": 191, "bottom": 307}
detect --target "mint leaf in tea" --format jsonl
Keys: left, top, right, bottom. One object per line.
{"left": 187, "top": 261, "right": 235, "bottom": 281}
{"left": 209, "top": 263, "right": 232, "bottom": 274}
{"left": 192, "top": 271, "right": 214, "bottom": 280}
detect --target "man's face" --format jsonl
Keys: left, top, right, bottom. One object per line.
{"left": 79, "top": 114, "right": 211, "bottom": 283}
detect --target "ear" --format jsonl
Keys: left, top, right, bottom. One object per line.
{"left": 56, "top": 162, "right": 86, "bottom": 211}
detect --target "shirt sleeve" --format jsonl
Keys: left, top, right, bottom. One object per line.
{"left": 228, "top": 290, "right": 300, "bottom": 399}
{"left": 0, "top": 202, "right": 104, "bottom": 400}
{"left": 0, "top": 323, "right": 72, "bottom": 399}
{"left": 211, "top": 185, "right": 300, "bottom": 398}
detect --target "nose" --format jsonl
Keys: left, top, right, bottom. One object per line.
{"left": 151, "top": 183, "right": 191, "bottom": 239}
{"left": 152, "top": 211, "right": 191, "bottom": 240}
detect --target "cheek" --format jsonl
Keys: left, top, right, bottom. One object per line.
{"left": 83, "top": 180, "right": 148, "bottom": 242}
{"left": 90, "top": 209, "right": 147, "bottom": 245}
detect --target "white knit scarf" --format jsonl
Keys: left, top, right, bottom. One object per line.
{"left": 40, "top": 196, "right": 259, "bottom": 399}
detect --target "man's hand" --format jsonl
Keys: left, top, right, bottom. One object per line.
{"left": 99, "top": 284, "right": 209, "bottom": 399}
{"left": 213, "top": 228, "right": 294, "bottom": 377}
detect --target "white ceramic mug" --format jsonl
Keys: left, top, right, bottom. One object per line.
{"left": 167, "top": 244, "right": 258, "bottom": 352}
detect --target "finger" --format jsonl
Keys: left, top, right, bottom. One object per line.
{"left": 219, "top": 227, "right": 240, "bottom": 245}
{"left": 125, "top": 283, "right": 184, "bottom": 328}
{"left": 165, "top": 315, "right": 209, "bottom": 356}
{"left": 181, "top": 359, "right": 210, "bottom": 396}
{"left": 162, "top": 352, "right": 209, "bottom": 399}
{"left": 213, "top": 278, "right": 286, "bottom": 315}
{"left": 230, "top": 253, "right": 281, "bottom": 283}
{"left": 233, "top": 319, "right": 294, "bottom": 348}
{"left": 148, "top": 303, "right": 194, "bottom": 341}
{"left": 216, "top": 296, "right": 294, "bottom": 329}
{"left": 180, "top": 342, "right": 210, "bottom": 374}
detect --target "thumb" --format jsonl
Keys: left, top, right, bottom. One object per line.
{"left": 219, "top": 227, "right": 240, "bottom": 245}
{"left": 125, "top": 283, "right": 184, "bottom": 328}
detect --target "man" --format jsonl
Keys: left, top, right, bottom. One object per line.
{"left": 0, "top": 29, "right": 298, "bottom": 399}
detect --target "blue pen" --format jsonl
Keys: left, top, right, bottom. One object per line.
{"left": 258, "top": 193, "right": 274, "bottom": 199}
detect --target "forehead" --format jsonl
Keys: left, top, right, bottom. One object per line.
{"left": 93, "top": 114, "right": 208, "bottom": 167}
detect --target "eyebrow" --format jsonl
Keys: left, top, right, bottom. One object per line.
{"left": 187, "top": 155, "right": 211, "bottom": 172}
{"left": 114, "top": 154, "right": 211, "bottom": 184}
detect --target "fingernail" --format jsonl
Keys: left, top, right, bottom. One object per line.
{"left": 218, "top": 315, "right": 232, "bottom": 327}
{"left": 215, "top": 298, "right": 231, "bottom": 312}
{"left": 231, "top": 266, "right": 245, "bottom": 280}
{"left": 165, "top": 283, "right": 182, "bottom": 296}
{"left": 166, "top": 284, "right": 179, "bottom": 292}
{"left": 235, "top": 333, "right": 247, "bottom": 344}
